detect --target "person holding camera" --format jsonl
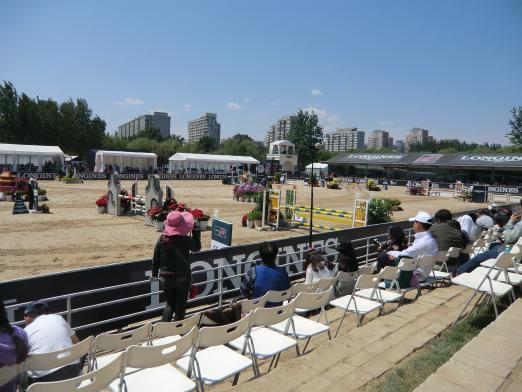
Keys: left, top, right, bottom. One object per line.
{"left": 374, "top": 226, "right": 408, "bottom": 272}
{"left": 151, "top": 211, "right": 201, "bottom": 322}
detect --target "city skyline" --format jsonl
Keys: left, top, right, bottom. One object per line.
{"left": 1, "top": 1, "right": 521, "bottom": 145}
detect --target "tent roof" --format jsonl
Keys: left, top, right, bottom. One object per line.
{"left": 269, "top": 140, "right": 294, "bottom": 146}
{"left": 0, "top": 143, "right": 64, "bottom": 156}
{"left": 305, "top": 162, "right": 328, "bottom": 169}
{"left": 169, "top": 152, "right": 260, "bottom": 164}
{"left": 95, "top": 150, "right": 157, "bottom": 158}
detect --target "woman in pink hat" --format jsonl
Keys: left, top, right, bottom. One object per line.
{"left": 151, "top": 211, "right": 201, "bottom": 321}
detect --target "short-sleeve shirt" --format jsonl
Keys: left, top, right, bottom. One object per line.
{"left": 24, "top": 314, "right": 78, "bottom": 378}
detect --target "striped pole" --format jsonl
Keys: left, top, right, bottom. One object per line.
{"left": 293, "top": 221, "right": 336, "bottom": 231}
{"left": 291, "top": 205, "right": 352, "bottom": 215}
{"left": 292, "top": 207, "right": 353, "bottom": 218}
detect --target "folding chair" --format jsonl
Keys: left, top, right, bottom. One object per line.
{"left": 378, "top": 258, "right": 421, "bottom": 299}
{"left": 93, "top": 323, "right": 152, "bottom": 369}
{"left": 26, "top": 354, "right": 124, "bottom": 392}
{"left": 236, "top": 294, "right": 268, "bottom": 313}
{"left": 177, "top": 313, "right": 255, "bottom": 391}
{"left": 472, "top": 252, "right": 522, "bottom": 289}
{"left": 417, "top": 255, "right": 437, "bottom": 289}
{"left": 23, "top": 336, "right": 94, "bottom": 388}
{"left": 480, "top": 245, "right": 521, "bottom": 272}
{"left": 270, "top": 288, "right": 333, "bottom": 353}
{"left": 149, "top": 313, "right": 200, "bottom": 347}
{"left": 229, "top": 302, "right": 298, "bottom": 375}
{"left": 354, "top": 268, "right": 402, "bottom": 304}
{"left": 333, "top": 270, "right": 357, "bottom": 297}
{"left": 330, "top": 275, "right": 383, "bottom": 337}
{"left": 111, "top": 326, "right": 198, "bottom": 392}
{"left": 0, "top": 363, "right": 24, "bottom": 390}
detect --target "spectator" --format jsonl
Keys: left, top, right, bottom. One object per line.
{"left": 374, "top": 226, "right": 408, "bottom": 272}
{"left": 476, "top": 209, "right": 494, "bottom": 231}
{"left": 337, "top": 241, "right": 359, "bottom": 273}
{"left": 430, "top": 209, "right": 468, "bottom": 267}
{"left": 1, "top": 300, "right": 29, "bottom": 392}
{"left": 152, "top": 211, "right": 201, "bottom": 322}
{"left": 458, "top": 213, "right": 481, "bottom": 242}
{"left": 240, "top": 242, "right": 290, "bottom": 305}
{"left": 388, "top": 211, "right": 438, "bottom": 282}
{"left": 304, "top": 250, "right": 335, "bottom": 284}
{"left": 493, "top": 213, "right": 510, "bottom": 232}
{"left": 456, "top": 212, "right": 522, "bottom": 274}
{"left": 23, "top": 302, "right": 81, "bottom": 384}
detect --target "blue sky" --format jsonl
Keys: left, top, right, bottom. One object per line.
{"left": 1, "top": 0, "right": 521, "bottom": 144}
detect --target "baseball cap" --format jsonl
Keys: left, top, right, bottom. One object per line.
{"left": 409, "top": 211, "right": 433, "bottom": 225}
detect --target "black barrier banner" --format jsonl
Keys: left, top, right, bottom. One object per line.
{"left": 157, "top": 173, "right": 227, "bottom": 180}
{"left": 487, "top": 186, "right": 522, "bottom": 195}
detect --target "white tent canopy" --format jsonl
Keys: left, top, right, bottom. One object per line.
{"left": 0, "top": 143, "right": 65, "bottom": 171}
{"left": 169, "top": 152, "right": 260, "bottom": 172}
{"left": 94, "top": 150, "right": 157, "bottom": 173}
{"left": 304, "top": 162, "right": 329, "bottom": 175}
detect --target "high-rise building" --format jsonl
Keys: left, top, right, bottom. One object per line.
{"left": 324, "top": 128, "right": 365, "bottom": 152}
{"left": 187, "top": 113, "right": 221, "bottom": 144}
{"left": 118, "top": 112, "right": 171, "bottom": 139}
{"left": 394, "top": 140, "right": 405, "bottom": 153}
{"left": 405, "top": 128, "right": 431, "bottom": 151}
{"left": 264, "top": 116, "right": 292, "bottom": 146}
{"left": 367, "top": 130, "right": 392, "bottom": 150}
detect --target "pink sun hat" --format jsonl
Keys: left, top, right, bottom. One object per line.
{"left": 163, "top": 211, "right": 194, "bottom": 236}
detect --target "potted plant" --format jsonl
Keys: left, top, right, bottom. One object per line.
{"left": 37, "top": 188, "right": 48, "bottom": 201}
{"left": 241, "top": 214, "right": 248, "bottom": 227}
{"left": 247, "top": 211, "right": 255, "bottom": 228}
{"left": 147, "top": 206, "right": 167, "bottom": 231}
{"left": 95, "top": 194, "right": 108, "bottom": 213}
{"left": 40, "top": 204, "right": 50, "bottom": 214}
{"left": 252, "top": 209, "right": 262, "bottom": 227}
{"left": 191, "top": 208, "right": 210, "bottom": 230}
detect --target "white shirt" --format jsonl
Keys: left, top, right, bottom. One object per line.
{"left": 388, "top": 231, "right": 438, "bottom": 281}
{"left": 305, "top": 264, "right": 334, "bottom": 284}
{"left": 25, "top": 314, "right": 78, "bottom": 378}
{"left": 458, "top": 215, "right": 481, "bottom": 241}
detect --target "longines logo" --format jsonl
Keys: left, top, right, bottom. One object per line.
{"left": 461, "top": 156, "right": 522, "bottom": 162}
{"left": 345, "top": 154, "right": 403, "bottom": 161}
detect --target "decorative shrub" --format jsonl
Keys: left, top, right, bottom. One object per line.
{"left": 367, "top": 199, "right": 392, "bottom": 225}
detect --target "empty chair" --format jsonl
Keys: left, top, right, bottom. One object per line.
{"left": 111, "top": 326, "right": 198, "bottom": 392}
{"left": 357, "top": 265, "right": 374, "bottom": 275}
{"left": 354, "top": 268, "right": 402, "bottom": 304}
{"left": 149, "top": 313, "right": 200, "bottom": 346}
{"left": 480, "top": 245, "right": 522, "bottom": 272}
{"left": 472, "top": 252, "right": 522, "bottom": 288}
{"left": 177, "top": 313, "right": 255, "bottom": 390}
{"left": 93, "top": 323, "right": 152, "bottom": 369}
{"left": 263, "top": 289, "right": 292, "bottom": 306}
{"left": 330, "top": 275, "right": 383, "bottom": 337}
{"left": 26, "top": 353, "right": 124, "bottom": 392}
{"left": 23, "top": 336, "right": 94, "bottom": 387}
{"left": 270, "top": 288, "right": 333, "bottom": 353}
{"left": 229, "top": 302, "right": 298, "bottom": 375}
{"left": 289, "top": 282, "right": 318, "bottom": 297}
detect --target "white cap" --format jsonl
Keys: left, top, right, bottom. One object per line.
{"left": 409, "top": 211, "right": 433, "bottom": 224}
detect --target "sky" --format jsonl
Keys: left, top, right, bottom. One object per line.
{"left": 0, "top": 0, "right": 521, "bottom": 145}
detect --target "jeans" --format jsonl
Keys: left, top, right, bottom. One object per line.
{"left": 160, "top": 276, "right": 190, "bottom": 322}
{"left": 28, "top": 363, "right": 82, "bottom": 385}
{"left": 456, "top": 243, "right": 503, "bottom": 275}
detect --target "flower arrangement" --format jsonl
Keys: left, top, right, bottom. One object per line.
{"left": 191, "top": 208, "right": 210, "bottom": 221}
{"left": 147, "top": 206, "right": 168, "bottom": 222}
{"left": 233, "top": 182, "right": 266, "bottom": 202}
{"left": 95, "top": 194, "right": 108, "bottom": 207}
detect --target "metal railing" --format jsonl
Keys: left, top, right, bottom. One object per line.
{"left": 6, "top": 228, "right": 414, "bottom": 332}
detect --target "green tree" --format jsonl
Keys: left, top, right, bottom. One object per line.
{"left": 153, "top": 138, "right": 184, "bottom": 165}
{"left": 196, "top": 135, "right": 218, "bottom": 153}
{"left": 126, "top": 137, "right": 158, "bottom": 152}
{"left": 0, "top": 81, "right": 19, "bottom": 143}
{"left": 507, "top": 106, "right": 522, "bottom": 147}
{"left": 216, "top": 133, "right": 267, "bottom": 161}
{"left": 136, "top": 127, "right": 163, "bottom": 141}
{"left": 288, "top": 109, "right": 324, "bottom": 170}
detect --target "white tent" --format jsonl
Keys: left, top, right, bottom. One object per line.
{"left": 94, "top": 150, "right": 157, "bottom": 173}
{"left": 0, "top": 143, "right": 65, "bottom": 171}
{"left": 168, "top": 153, "right": 260, "bottom": 173}
{"left": 304, "top": 162, "right": 328, "bottom": 175}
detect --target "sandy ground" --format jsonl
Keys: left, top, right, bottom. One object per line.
{"left": 0, "top": 180, "right": 488, "bottom": 281}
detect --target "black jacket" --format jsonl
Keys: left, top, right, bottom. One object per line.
{"left": 152, "top": 232, "right": 201, "bottom": 277}
{"left": 429, "top": 221, "right": 466, "bottom": 251}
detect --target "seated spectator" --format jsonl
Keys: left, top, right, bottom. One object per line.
{"left": 304, "top": 250, "right": 335, "bottom": 284}
{"left": 493, "top": 213, "right": 510, "bottom": 233}
{"left": 23, "top": 302, "right": 81, "bottom": 384}
{"left": 458, "top": 213, "right": 481, "bottom": 242}
{"left": 240, "top": 242, "right": 290, "bottom": 306}
{"left": 1, "top": 299, "right": 29, "bottom": 392}
{"left": 476, "top": 209, "right": 494, "bottom": 231}
{"left": 374, "top": 226, "right": 408, "bottom": 273}
{"left": 457, "top": 212, "right": 522, "bottom": 275}
{"left": 430, "top": 209, "right": 468, "bottom": 266}
{"left": 388, "top": 211, "right": 438, "bottom": 282}
{"left": 337, "top": 241, "right": 359, "bottom": 273}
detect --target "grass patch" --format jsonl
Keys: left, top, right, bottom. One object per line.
{"left": 361, "top": 302, "right": 508, "bottom": 392}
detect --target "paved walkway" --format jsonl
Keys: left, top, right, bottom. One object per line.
{"left": 415, "top": 299, "right": 522, "bottom": 392}
{"left": 212, "top": 284, "right": 474, "bottom": 392}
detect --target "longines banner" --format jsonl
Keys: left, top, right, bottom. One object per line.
{"left": 12, "top": 172, "right": 57, "bottom": 180}
{"left": 13, "top": 172, "right": 227, "bottom": 181}
{"left": 487, "top": 186, "right": 522, "bottom": 195}
{"left": 334, "top": 154, "right": 405, "bottom": 164}
{"left": 452, "top": 155, "right": 522, "bottom": 167}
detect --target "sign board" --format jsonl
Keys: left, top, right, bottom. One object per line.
{"left": 210, "top": 219, "right": 233, "bottom": 249}
{"left": 353, "top": 199, "right": 370, "bottom": 228}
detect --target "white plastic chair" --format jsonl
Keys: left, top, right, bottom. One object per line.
{"left": 93, "top": 323, "right": 152, "bottom": 369}
{"left": 111, "top": 326, "right": 198, "bottom": 392}
{"left": 149, "top": 313, "right": 200, "bottom": 347}
{"left": 480, "top": 246, "right": 522, "bottom": 273}
{"left": 0, "top": 363, "right": 23, "bottom": 390}
{"left": 472, "top": 252, "right": 522, "bottom": 289}
{"left": 229, "top": 302, "right": 298, "bottom": 375}
{"left": 24, "top": 336, "right": 94, "bottom": 387}
{"left": 378, "top": 258, "right": 421, "bottom": 298}
{"left": 355, "top": 268, "right": 402, "bottom": 304}
{"left": 26, "top": 354, "right": 124, "bottom": 392}
{"left": 177, "top": 313, "right": 255, "bottom": 391}
{"left": 330, "top": 275, "right": 383, "bottom": 337}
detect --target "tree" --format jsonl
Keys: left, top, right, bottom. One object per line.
{"left": 196, "top": 135, "right": 218, "bottom": 153}
{"left": 126, "top": 137, "right": 158, "bottom": 152}
{"left": 216, "top": 133, "right": 267, "bottom": 161}
{"left": 507, "top": 106, "right": 522, "bottom": 147}
{"left": 136, "top": 127, "right": 163, "bottom": 141}
{"left": 288, "top": 109, "right": 324, "bottom": 170}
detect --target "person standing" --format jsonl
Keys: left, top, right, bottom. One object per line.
{"left": 23, "top": 302, "right": 81, "bottom": 384}
{"left": 152, "top": 211, "right": 201, "bottom": 322}
{"left": 0, "top": 300, "right": 28, "bottom": 392}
